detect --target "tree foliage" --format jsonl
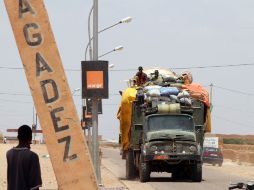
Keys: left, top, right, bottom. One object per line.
{"left": 0, "top": 131, "right": 3, "bottom": 141}
{"left": 223, "top": 138, "right": 254, "bottom": 145}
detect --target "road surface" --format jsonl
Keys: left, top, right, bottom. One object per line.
{"left": 102, "top": 147, "right": 252, "bottom": 190}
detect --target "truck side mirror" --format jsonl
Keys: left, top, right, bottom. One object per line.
{"left": 134, "top": 124, "right": 143, "bottom": 131}
{"left": 139, "top": 131, "right": 143, "bottom": 145}
{"left": 195, "top": 125, "right": 203, "bottom": 134}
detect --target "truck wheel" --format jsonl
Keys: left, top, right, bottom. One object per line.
{"left": 126, "top": 149, "right": 135, "bottom": 179}
{"left": 192, "top": 163, "right": 202, "bottom": 182}
{"left": 172, "top": 171, "right": 182, "bottom": 180}
{"left": 139, "top": 160, "right": 150, "bottom": 182}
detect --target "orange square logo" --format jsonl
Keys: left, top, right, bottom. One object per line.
{"left": 87, "top": 71, "right": 104, "bottom": 89}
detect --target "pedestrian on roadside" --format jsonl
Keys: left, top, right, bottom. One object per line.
{"left": 6, "top": 125, "right": 42, "bottom": 190}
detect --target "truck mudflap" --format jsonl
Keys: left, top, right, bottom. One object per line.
{"left": 144, "top": 154, "right": 201, "bottom": 164}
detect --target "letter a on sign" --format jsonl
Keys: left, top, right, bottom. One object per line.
{"left": 4, "top": 0, "right": 98, "bottom": 189}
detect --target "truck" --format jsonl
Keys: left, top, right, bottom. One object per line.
{"left": 118, "top": 68, "right": 211, "bottom": 182}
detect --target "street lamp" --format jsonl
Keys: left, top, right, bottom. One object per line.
{"left": 98, "top": 45, "right": 124, "bottom": 59}
{"left": 108, "top": 64, "right": 115, "bottom": 69}
{"left": 98, "top": 17, "right": 132, "bottom": 34}
{"left": 85, "top": 17, "right": 132, "bottom": 60}
{"left": 72, "top": 88, "right": 81, "bottom": 95}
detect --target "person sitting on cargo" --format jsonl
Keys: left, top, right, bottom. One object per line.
{"left": 181, "top": 70, "right": 193, "bottom": 85}
{"left": 150, "top": 70, "right": 164, "bottom": 85}
{"left": 135, "top": 66, "right": 147, "bottom": 86}
{"left": 129, "top": 77, "right": 138, "bottom": 87}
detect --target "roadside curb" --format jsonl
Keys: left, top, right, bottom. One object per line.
{"left": 101, "top": 163, "right": 128, "bottom": 190}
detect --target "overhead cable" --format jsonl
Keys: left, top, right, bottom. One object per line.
{"left": 1, "top": 62, "right": 254, "bottom": 71}
{"left": 213, "top": 85, "right": 254, "bottom": 97}
{"left": 214, "top": 115, "right": 253, "bottom": 130}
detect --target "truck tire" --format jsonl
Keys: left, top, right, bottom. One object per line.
{"left": 172, "top": 171, "right": 182, "bottom": 180}
{"left": 139, "top": 159, "right": 150, "bottom": 182}
{"left": 192, "top": 163, "right": 202, "bottom": 182}
{"left": 126, "top": 149, "right": 135, "bottom": 179}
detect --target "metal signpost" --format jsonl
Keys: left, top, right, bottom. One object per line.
{"left": 81, "top": 60, "right": 109, "bottom": 185}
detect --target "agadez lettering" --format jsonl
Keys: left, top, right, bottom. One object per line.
{"left": 19, "top": 0, "right": 35, "bottom": 18}
{"left": 19, "top": 0, "right": 77, "bottom": 162}
{"left": 23, "top": 23, "right": 42, "bottom": 46}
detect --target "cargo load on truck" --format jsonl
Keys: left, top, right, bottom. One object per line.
{"left": 117, "top": 68, "right": 211, "bottom": 182}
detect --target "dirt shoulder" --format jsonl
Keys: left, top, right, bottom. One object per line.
{"left": 2, "top": 143, "right": 253, "bottom": 190}
{"left": 0, "top": 144, "right": 126, "bottom": 190}
{"left": 204, "top": 159, "right": 254, "bottom": 180}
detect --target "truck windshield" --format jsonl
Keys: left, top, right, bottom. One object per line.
{"left": 148, "top": 115, "right": 194, "bottom": 132}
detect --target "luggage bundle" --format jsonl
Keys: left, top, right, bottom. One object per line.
{"left": 140, "top": 85, "right": 193, "bottom": 107}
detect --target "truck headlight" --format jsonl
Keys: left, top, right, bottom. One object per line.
{"left": 189, "top": 146, "right": 197, "bottom": 152}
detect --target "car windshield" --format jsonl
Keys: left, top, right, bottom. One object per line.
{"left": 147, "top": 115, "right": 194, "bottom": 132}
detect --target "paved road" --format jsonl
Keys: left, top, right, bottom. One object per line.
{"left": 102, "top": 147, "right": 249, "bottom": 190}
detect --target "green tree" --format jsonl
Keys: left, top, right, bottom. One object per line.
{"left": 0, "top": 131, "right": 3, "bottom": 142}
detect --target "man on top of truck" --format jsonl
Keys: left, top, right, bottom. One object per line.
{"left": 150, "top": 69, "right": 164, "bottom": 84}
{"left": 135, "top": 66, "right": 147, "bottom": 86}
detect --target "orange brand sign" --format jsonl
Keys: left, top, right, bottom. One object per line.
{"left": 87, "top": 71, "right": 104, "bottom": 89}
{"left": 81, "top": 61, "right": 109, "bottom": 99}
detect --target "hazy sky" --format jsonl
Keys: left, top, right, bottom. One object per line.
{"left": 1, "top": 0, "right": 254, "bottom": 140}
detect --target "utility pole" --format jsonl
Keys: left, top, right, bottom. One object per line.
{"left": 210, "top": 83, "right": 213, "bottom": 112}
{"left": 92, "top": 0, "right": 101, "bottom": 184}
{"left": 32, "top": 107, "right": 38, "bottom": 144}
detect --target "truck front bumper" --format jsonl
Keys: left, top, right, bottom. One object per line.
{"left": 144, "top": 154, "right": 201, "bottom": 164}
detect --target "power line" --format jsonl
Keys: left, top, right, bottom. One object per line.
{"left": 1, "top": 62, "right": 254, "bottom": 71}
{"left": 214, "top": 115, "right": 253, "bottom": 130}
{"left": 171, "top": 62, "right": 254, "bottom": 70}
{"left": 213, "top": 104, "right": 254, "bottom": 115}
{"left": 0, "top": 91, "right": 121, "bottom": 97}
{"left": 0, "top": 98, "right": 32, "bottom": 104}
{"left": 110, "top": 62, "right": 254, "bottom": 71}
{"left": 0, "top": 113, "right": 28, "bottom": 117}
{"left": 0, "top": 66, "right": 23, "bottom": 70}
{"left": 213, "top": 85, "right": 254, "bottom": 97}
{"left": 0, "top": 92, "right": 30, "bottom": 96}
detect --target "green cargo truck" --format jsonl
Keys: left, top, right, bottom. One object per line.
{"left": 126, "top": 98, "right": 207, "bottom": 182}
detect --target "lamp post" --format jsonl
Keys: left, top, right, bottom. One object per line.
{"left": 32, "top": 106, "right": 37, "bottom": 144}
{"left": 72, "top": 88, "right": 81, "bottom": 95}
{"left": 98, "top": 17, "right": 132, "bottom": 34}
{"left": 108, "top": 64, "right": 115, "bottom": 69}
{"left": 86, "top": 3, "right": 131, "bottom": 185}
{"left": 92, "top": 0, "right": 100, "bottom": 185}
{"left": 98, "top": 45, "right": 124, "bottom": 59}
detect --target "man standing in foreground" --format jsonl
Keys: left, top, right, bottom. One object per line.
{"left": 6, "top": 125, "right": 42, "bottom": 190}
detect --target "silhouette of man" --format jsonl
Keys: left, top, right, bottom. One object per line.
{"left": 6, "top": 125, "right": 42, "bottom": 190}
